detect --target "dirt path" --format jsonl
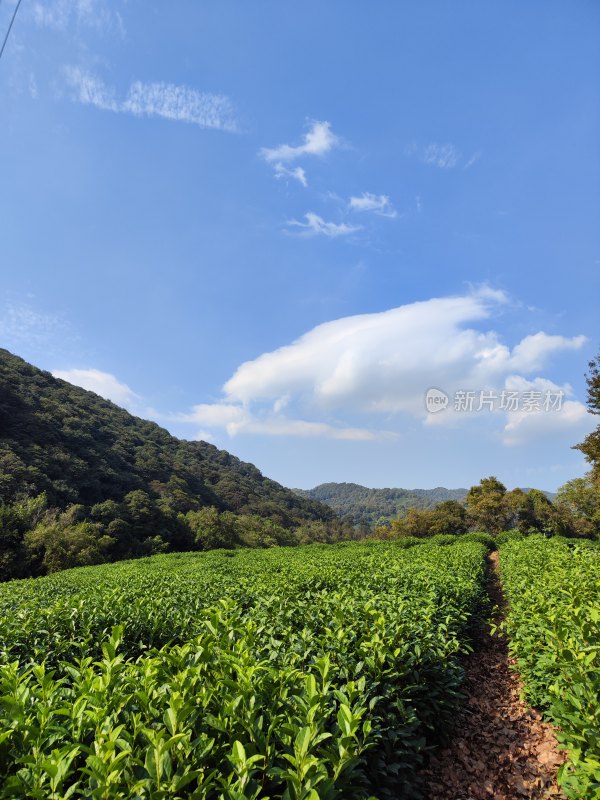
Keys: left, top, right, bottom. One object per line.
{"left": 421, "top": 551, "right": 567, "bottom": 800}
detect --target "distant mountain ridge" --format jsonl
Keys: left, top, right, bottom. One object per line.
{"left": 294, "top": 482, "right": 468, "bottom": 527}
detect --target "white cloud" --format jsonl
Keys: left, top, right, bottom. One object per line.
{"left": 274, "top": 162, "right": 308, "bottom": 187}
{"left": 122, "top": 81, "right": 237, "bottom": 131}
{"left": 502, "top": 376, "right": 591, "bottom": 446}
{"left": 52, "top": 368, "right": 140, "bottom": 410}
{"left": 0, "top": 303, "right": 70, "bottom": 352}
{"left": 463, "top": 151, "right": 482, "bottom": 170}
{"left": 285, "top": 212, "right": 361, "bottom": 238}
{"left": 32, "top": 0, "right": 122, "bottom": 34}
{"left": 195, "top": 430, "right": 215, "bottom": 443}
{"left": 349, "top": 192, "right": 397, "bottom": 218}
{"left": 186, "top": 288, "right": 589, "bottom": 444}
{"left": 64, "top": 67, "right": 237, "bottom": 132}
{"left": 260, "top": 120, "right": 339, "bottom": 164}
{"left": 422, "top": 143, "right": 461, "bottom": 169}
{"left": 182, "top": 403, "right": 385, "bottom": 441}
{"left": 509, "top": 332, "right": 587, "bottom": 372}
{"left": 405, "top": 142, "right": 482, "bottom": 170}
{"left": 64, "top": 65, "right": 117, "bottom": 111}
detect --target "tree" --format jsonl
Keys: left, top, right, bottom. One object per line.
{"left": 527, "top": 489, "right": 566, "bottom": 537}
{"left": 429, "top": 500, "right": 468, "bottom": 536}
{"left": 555, "top": 476, "right": 600, "bottom": 538}
{"left": 504, "top": 488, "right": 534, "bottom": 534}
{"left": 25, "top": 522, "right": 113, "bottom": 574}
{"left": 389, "top": 508, "right": 435, "bottom": 538}
{"left": 184, "top": 507, "right": 240, "bottom": 550}
{"left": 574, "top": 350, "right": 600, "bottom": 486}
{"left": 466, "top": 477, "right": 511, "bottom": 534}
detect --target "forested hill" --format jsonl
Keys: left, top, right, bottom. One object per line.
{"left": 0, "top": 348, "right": 331, "bottom": 526}
{"left": 294, "top": 482, "right": 469, "bottom": 526}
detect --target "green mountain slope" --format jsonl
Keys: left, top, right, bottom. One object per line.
{"left": 294, "top": 482, "right": 469, "bottom": 526}
{"left": 0, "top": 348, "right": 331, "bottom": 525}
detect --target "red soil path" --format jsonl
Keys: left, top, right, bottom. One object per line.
{"left": 421, "top": 551, "right": 567, "bottom": 800}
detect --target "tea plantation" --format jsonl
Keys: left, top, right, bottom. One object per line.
{"left": 0, "top": 536, "right": 598, "bottom": 798}
{"left": 0, "top": 540, "right": 487, "bottom": 799}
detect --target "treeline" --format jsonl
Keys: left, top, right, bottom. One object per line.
{"left": 0, "top": 489, "right": 358, "bottom": 580}
{"left": 372, "top": 475, "right": 599, "bottom": 540}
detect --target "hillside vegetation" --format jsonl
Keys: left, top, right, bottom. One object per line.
{"left": 0, "top": 349, "right": 337, "bottom": 579}
{"left": 294, "top": 482, "right": 468, "bottom": 526}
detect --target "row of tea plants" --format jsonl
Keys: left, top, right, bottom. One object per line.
{"left": 500, "top": 536, "right": 600, "bottom": 799}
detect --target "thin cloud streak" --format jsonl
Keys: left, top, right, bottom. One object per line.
{"left": 64, "top": 66, "right": 238, "bottom": 132}
{"left": 349, "top": 192, "right": 397, "bottom": 218}
{"left": 405, "top": 141, "right": 481, "bottom": 170}
{"left": 285, "top": 212, "right": 361, "bottom": 238}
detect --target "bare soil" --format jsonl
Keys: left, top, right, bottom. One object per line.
{"left": 421, "top": 551, "right": 567, "bottom": 800}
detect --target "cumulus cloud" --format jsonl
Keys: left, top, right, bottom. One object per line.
{"left": 285, "top": 212, "right": 361, "bottom": 238}
{"left": 509, "top": 333, "right": 587, "bottom": 372}
{"left": 260, "top": 120, "right": 339, "bottom": 163}
{"left": 64, "top": 67, "right": 238, "bottom": 132}
{"left": 188, "top": 288, "right": 589, "bottom": 444}
{"left": 502, "top": 376, "right": 591, "bottom": 445}
{"left": 52, "top": 368, "right": 140, "bottom": 410}
{"left": 349, "top": 192, "right": 397, "bottom": 218}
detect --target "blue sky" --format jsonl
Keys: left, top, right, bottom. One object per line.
{"left": 1, "top": 0, "right": 598, "bottom": 491}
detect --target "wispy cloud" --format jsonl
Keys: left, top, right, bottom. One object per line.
{"left": 181, "top": 404, "right": 381, "bottom": 441}
{"left": 405, "top": 141, "right": 480, "bottom": 170}
{"left": 64, "top": 66, "right": 117, "bottom": 111}
{"left": 64, "top": 66, "right": 238, "bottom": 132}
{"left": 463, "top": 151, "right": 482, "bottom": 170}
{"left": 349, "top": 192, "right": 397, "bottom": 218}
{"left": 285, "top": 212, "right": 361, "bottom": 238}
{"left": 422, "top": 142, "right": 461, "bottom": 169}
{"left": 31, "top": 0, "right": 123, "bottom": 35}
{"left": 260, "top": 120, "right": 339, "bottom": 163}
{"left": 0, "top": 303, "right": 71, "bottom": 355}
{"left": 274, "top": 162, "right": 308, "bottom": 187}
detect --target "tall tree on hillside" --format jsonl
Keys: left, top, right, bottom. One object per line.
{"left": 574, "top": 350, "right": 600, "bottom": 486}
